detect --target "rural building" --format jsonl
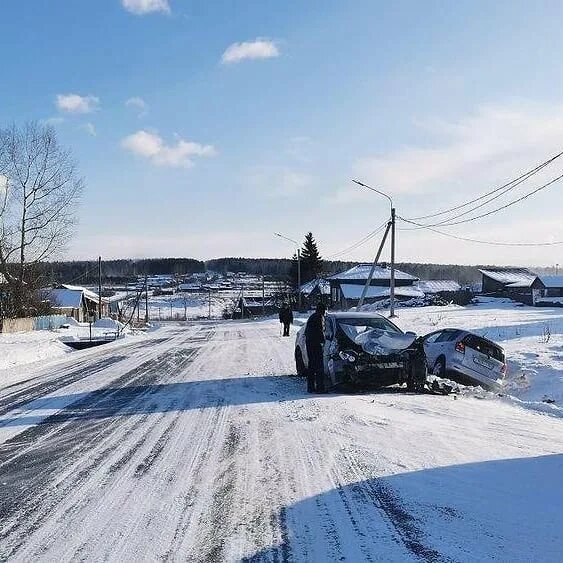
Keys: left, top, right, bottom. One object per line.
{"left": 328, "top": 264, "right": 420, "bottom": 309}
{"left": 299, "top": 278, "right": 331, "bottom": 308}
{"left": 234, "top": 296, "right": 277, "bottom": 318}
{"left": 479, "top": 268, "right": 538, "bottom": 303}
{"left": 44, "top": 284, "right": 108, "bottom": 322}
{"left": 415, "top": 280, "right": 461, "bottom": 295}
{"left": 177, "top": 283, "right": 202, "bottom": 293}
{"left": 479, "top": 268, "right": 563, "bottom": 306}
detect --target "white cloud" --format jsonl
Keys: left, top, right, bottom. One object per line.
{"left": 245, "top": 166, "right": 312, "bottom": 197}
{"left": 0, "top": 175, "right": 7, "bottom": 195}
{"left": 125, "top": 96, "right": 148, "bottom": 117}
{"left": 56, "top": 94, "right": 99, "bottom": 114}
{"left": 354, "top": 102, "right": 563, "bottom": 195}
{"left": 221, "top": 39, "right": 279, "bottom": 64}
{"left": 82, "top": 122, "right": 97, "bottom": 137}
{"left": 121, "top": 0, "right": 170, "bottom": 15}
{"left": 121, "top": 130, "right": 216, "bottom": 168}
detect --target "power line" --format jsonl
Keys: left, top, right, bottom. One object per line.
{"left": 325, "top": 220, "right": 388, "bottom": 259}
{"left": 398, "top": 217, "right": 563, "bottom": 246}
{"left": 404, "top": 149, "right": 563, "bottom": 221}
{"left": 402, "top": 172, "right": 563, "bottom": 229}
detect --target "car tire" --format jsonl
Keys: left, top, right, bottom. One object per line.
{"left": 432, "top": 357, "right": 446, "bottom": 378}
{"left": 295, "top": 348, "right": 306, "bottom": 377}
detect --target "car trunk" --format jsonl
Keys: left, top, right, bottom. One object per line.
{"left": 458, "top": 334, "right": 505, "bottom": 382}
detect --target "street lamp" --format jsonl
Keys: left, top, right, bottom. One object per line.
{"left": 352, "top": 180, "right": 396, "bottom": 317}
{"left": 275, "top": 232, "right": 302, "bottom": 310}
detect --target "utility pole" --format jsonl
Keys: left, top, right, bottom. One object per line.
{"left": 274, "top": 232, "right": 302, "bottom": 311}
{"left": 357, "top": 221, "right": 392, "bottom": 309}
{"left": 262, "top": 275, "right": 265, "bottom": 316}
{"left": 297, "top": 248, "right": 302, "bottom": 311}
{"left": 98, "top": 256, "right": 102, "bottom": 320}
{"left": 240, "top": 283, "right": 244, "bottom": 319}
{"left": 352, "top": 180, "right": 397, "bottom": 318}
{"left": 208, "top": 289, "right": 212, "bottom": 319}
{"left": 389, "top": 207, "right": 396, "bottom": 317}
{"left": 144, "top": 273, "right": 149, "bottom": 323}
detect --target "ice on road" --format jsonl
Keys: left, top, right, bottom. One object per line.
{"left": 0, "top": 319, "right": 561, "bottom": 562}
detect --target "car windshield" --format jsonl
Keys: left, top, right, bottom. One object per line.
{"left": 337, "top": 317, "right": 402, "bottom": 340}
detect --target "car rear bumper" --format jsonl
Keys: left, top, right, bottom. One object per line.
{"left": 447, "top": 367, "right": 503, "bottom": 392}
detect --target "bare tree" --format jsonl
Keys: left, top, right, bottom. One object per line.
{"left": 0, "top": 122, "right": 83, "bottom": 317}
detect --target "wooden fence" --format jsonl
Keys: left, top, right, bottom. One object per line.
{"left": 0, "top": 315, "right": 68, "bottom": 334}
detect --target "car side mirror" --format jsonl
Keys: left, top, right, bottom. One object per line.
{"left": 405, "top": 331, "right": 417, "bottom": 338}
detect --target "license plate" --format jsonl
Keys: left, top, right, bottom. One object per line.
{"left": 374, "top": 362, "right": 402, "bottom": 369}
{"left": 473, "top": 356, "right": 495, "bottom": 370}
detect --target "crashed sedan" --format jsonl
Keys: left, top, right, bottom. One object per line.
{"left": 295, "top": 312, "right": 427, "bottom": 391}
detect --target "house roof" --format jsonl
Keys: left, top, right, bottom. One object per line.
{"left": 340, "top": 284, "right": 424, "bottom": 300}
{"left": 539, "top": 275, "right": 563, "bottom": 288}
{"left": 479, "top": 268, "right": 537, "bottom": 286}
{"left": 415, "top": 280, "right": 461, "bottom": 293}
{"left": 46, "top": 284, "right": 107, "bottom": 308}
{"left": 46, "top": 288, "right": 84, "bottom": 309}
{"left": 60, "top": 284, "right": 104, "bottom": 303}
{"left": 329, "top": 264, "right": 418, "bottom": 283}
{"left": 299, "top": 278, "right": 331, "bottom": 296}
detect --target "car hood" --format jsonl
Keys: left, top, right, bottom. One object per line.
{"left": 345, "top": 328, "right": 416, "bottom": 356}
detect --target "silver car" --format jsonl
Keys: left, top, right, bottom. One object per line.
{"left": 422, "top": 329, "right": 506, "bottom": 391}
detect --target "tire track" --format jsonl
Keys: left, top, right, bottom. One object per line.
{"left": 0, "top": 337, "right": 205, "bottom": 559}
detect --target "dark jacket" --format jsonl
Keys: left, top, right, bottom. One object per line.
{"left": 279, "top": 306, "right": 293, "bottom": 324}
{"left": 305, "top": 311, "right": 325, "bottom": 347}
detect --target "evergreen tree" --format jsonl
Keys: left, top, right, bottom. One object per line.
{"left": 300, "top": 232, "right": 323, "bottom": 284}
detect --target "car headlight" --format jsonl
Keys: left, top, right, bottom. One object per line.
{"left": 339, "top": 350, "right": 357, "bottom": 363}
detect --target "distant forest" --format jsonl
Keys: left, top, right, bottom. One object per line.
{"left": 36, "top": 256, "right": 556, "bottom": 286}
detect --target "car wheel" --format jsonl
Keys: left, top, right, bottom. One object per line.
{"left": 432, "top": 357, "right": 446, "bottom": 378}
{"left": 295, "top": 348, "right": 306, "bottom": 377}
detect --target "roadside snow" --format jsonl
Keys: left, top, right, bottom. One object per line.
{"left": 381, "top": 298, "right": 563, "bottom": 415}
{"left": 0, "top": 321, "right": 139, "bottom": 386}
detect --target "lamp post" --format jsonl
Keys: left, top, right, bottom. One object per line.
{"left": 275, "top": 232, "right": 302, "bottom": 310}
{"left": 352, "top": 180, "right": 396, "bottom": 317}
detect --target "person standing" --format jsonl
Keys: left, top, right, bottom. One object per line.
{"left": 279, "top": 303, "right": 293, "bottom": 337}
{"left": 305, "top": 303, "right": 327, "bottom": 393}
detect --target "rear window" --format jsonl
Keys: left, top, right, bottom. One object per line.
{"left": 463, "top": 335, "right": 504, "bottom": 362}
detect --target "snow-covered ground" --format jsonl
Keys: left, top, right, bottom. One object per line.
{"left": 0, "top": 320, "right": 140, "bottom": 387}
{"left": 383, "top": 298, "right": 563, "bottom": 414}
{"left": 0, "top": 308, "right": 561, "bottom": 561}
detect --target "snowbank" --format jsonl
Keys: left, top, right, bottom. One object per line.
{"left": 385, "top": 299, "right": 563, "bottom": 415}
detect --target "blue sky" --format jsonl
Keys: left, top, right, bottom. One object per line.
{"left": 2, "top": 0, "right": 563, "bottom": 266}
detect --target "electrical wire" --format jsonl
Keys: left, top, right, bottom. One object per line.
{"left": 398, "top": 217, "right": 563, "bottom": 246}
{"left": 400, "top": 172, "right": 563, "bottom": 229}
{"left": 325, "top": 220, "right": 389, "bottom": 259}
{"left": 404, "top": 149, "right": 563, "bottom": 221}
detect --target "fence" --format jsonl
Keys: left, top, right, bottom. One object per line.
{"left": 0, "top": 314, "right": 68, "bottom": 334}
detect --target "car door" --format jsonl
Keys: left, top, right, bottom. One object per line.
{"left": 423, "top": 330, "right": 444, "bottom": 366}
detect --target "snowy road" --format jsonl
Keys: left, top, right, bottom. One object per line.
{"left": 0, "top": 319, "right": 562, "bottom": 562}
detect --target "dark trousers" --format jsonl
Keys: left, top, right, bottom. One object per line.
{"left": 307, "top": 343, "right": 325, "bottom": 392}
{"left": 282, "top": 322, "right": 290, "bottom": 336}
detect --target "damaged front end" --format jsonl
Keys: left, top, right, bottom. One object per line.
{"left": 328, "top": 323, "right": 428, "bottom": 391}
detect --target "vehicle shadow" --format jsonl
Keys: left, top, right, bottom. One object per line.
{"left": 0, "top": 375, "right": 438, "bottom": 428}
{"left": 242, "top": 453, "right": 563, "bottom": 562}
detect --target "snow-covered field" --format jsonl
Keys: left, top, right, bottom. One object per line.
{"left": 0, "top": 301, "right": 561, "bottom": 561}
